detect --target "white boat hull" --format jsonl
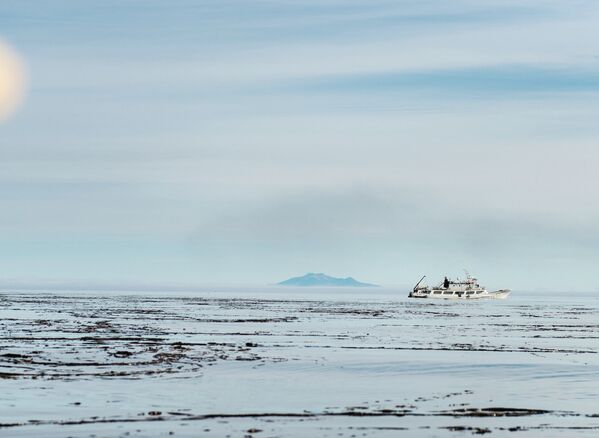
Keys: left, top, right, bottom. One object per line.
{"left": 409, "top": 289, "right": 511, "bottom": 300}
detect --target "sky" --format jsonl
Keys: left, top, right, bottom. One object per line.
{"left": 1, "top": 0, "right": 599, "bottom": 290}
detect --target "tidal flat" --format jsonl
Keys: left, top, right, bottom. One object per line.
{"left": 1, "top": 288, "right": 599, "bottom": 437}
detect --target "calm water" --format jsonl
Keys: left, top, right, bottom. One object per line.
{"left": 1, "top": 288, "right": 599, "bottom": 437}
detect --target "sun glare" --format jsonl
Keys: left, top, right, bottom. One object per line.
{"left": 0, "top": 39, "right": 27, "bottom": 121}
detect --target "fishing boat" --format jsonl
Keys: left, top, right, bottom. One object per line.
{"left": 409, "top": 272, "right": 510, "bottom": 299}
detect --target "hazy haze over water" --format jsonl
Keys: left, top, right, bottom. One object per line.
{"left": 2, "top": 1, "right": 599, "bottom": 289}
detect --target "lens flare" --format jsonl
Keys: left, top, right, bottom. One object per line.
{"left": 0, "top": 39, "right": 27, "bottom": 121}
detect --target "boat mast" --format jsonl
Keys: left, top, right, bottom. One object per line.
{"left": 413, "top": 275, "right": 426, "bottom": 291}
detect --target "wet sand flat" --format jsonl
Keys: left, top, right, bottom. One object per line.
{"left": 1, "top": 288, "right": 599, "bottom": 437}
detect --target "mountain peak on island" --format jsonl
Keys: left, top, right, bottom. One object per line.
{"left": 278, "top": 273, "right": 378, "bottom": 287}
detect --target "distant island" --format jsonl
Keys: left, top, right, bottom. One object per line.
{"left": 278, "top": 273, "right": 379, "bottom": 287}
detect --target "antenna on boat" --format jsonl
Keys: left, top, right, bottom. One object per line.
{"left": 413, "top": 275, "right": 426, "bottom": 291}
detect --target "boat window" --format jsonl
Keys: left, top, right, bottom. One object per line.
{"left": 442, "top": 291, "right": 454, "bottom": 295}
{"left": 466, "top": 291, "right": 474, "bottom": 294}
{"left": 433, "top": 291, "right": 442, "bottom": 294}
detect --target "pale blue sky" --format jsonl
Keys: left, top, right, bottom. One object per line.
{"left": 2, "top": 1, "right": 599, "bottom": 290}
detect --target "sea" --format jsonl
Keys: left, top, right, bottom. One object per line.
{"left": 1, "top": 287, "right": 598, "bottom": 437}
